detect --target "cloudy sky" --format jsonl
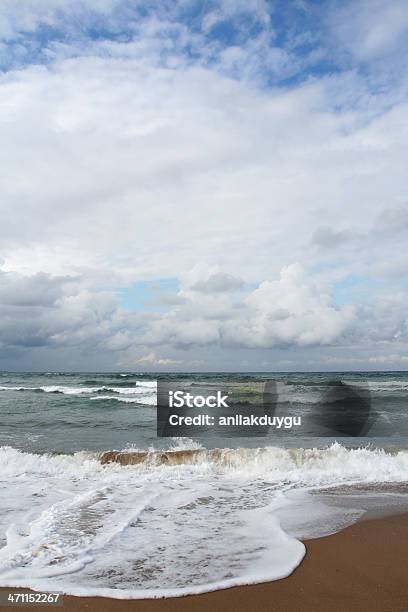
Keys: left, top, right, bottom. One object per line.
{"left": 0, "top": 0, "right": 408, "bottom": 371}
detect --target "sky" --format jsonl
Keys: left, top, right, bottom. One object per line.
{"left": 0, "top": 0, "right": 408, "bottom": 371}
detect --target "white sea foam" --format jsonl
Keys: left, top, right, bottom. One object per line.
{"left": 89, "top": 395, "right": 157, "bottom": 405}
{"left": 0, "top": 386, "right": 37, "bottom": 391}
{"left": 135, "top": 381, "right": 158, "bottom": 388}
{"left": 367, "top": 380, "right": 408, "bottom": 392}
{"left": 41, "top": 386, "right": 100, "bottom": 394}
{"left": 0, "top": 383, "right": 157, "bottom": 398}
{"left": 0, "top": 443, "right": 407, "bottom": 598}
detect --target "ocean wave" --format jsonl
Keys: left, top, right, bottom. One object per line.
{"left": 367, "top": 381, "right": 408, "bottom": 391}
{"left": 135, "top": 381, "right": 158, "bottom": 388}
{"left": 1, "top": 442, "right": 407, "bottom": 485}
{"left": 0, "top": 384, "right": 157, "bottom": 396}
{"left": 0, "top": 443, "right": 407, "bottom": 599}
{"left": 97, "top": 442, "right": 408, "bottom": 483}
{"left": 90, "top": 395, "right": 157, "bottom": 405}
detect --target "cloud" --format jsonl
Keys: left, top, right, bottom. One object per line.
{"left": 1, "top": 264, "right": 407, "bottom": 371}
{"left": 238, "top": 264, "right": 355, "bottom": 347}
{"left": 311, "top": 226, "right": 358, "bottom": 249}
{"left": 185, "top": 269, "right": 244, "bottom": 293}
{"left": 129, "top": 351, "right": 182, "bottom": 366}
{"left": 0, "top": 264, "right": 355, "bottom": 355}
{"left": 326, "top": 354, "right": 408, "bottom": 366}
{"left": 0, "top": 0, "right": 284, "bottom": 83}
{"left": 357, "top": 294, "right": 408, "bottom": 344}
{"left": 375, "top": 206, "right": 408, "bottom": 236}
{"left": 331, "top": 0, "right": 408, "bottom": 62}
{"left": 0, "top": 270, "right": 121, "bottom": 350}
{"left": 0, "top": 0, "right": 129, "bottom": 41}
{"left": 1, "top": 53, "right": 407, "bottom": 289}
{"left": 0, "top": 271, "right": 73, "bottom": 307}
{"left": 0, "top": 1, "right": 407, "bottom": 370}
{"left": 136, "top": 264, "right": 356, "bottom": 349}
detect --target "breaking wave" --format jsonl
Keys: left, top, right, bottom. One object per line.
{"left": 0, "top": 443, "right": 407, "bottom": 599}
{"left": 0, "top": 383, "right": 157, "bottom": 397}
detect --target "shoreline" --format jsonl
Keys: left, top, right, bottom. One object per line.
{"left": 1, "top": 512, "right": 407, "bottom": 611}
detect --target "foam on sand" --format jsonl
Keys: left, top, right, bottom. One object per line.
{"left": 0, "top": 443, "right": 407, "bottom": 599}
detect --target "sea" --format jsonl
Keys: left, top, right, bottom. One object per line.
{"left": 0, "top": 371, "right": 407, "bottom": 598}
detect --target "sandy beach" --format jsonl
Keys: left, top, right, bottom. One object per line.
{"left": 1, "top": 512, "right": 407, "bottom": 612}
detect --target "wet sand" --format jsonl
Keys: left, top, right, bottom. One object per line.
{"left": 1, "top": 513, "right": 407, "bottom": 612}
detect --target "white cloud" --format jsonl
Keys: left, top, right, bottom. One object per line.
{"left": 1, "top": 53, "right": 407, "bottom": 289}
{"left": 128, "top": 351, "right": 182, "bottom": 366}
{"left": 0, "top": 264, "right": 354, "bottom": 354}
{"left": 135, "top": 264, "right": 355, "bottom": 349}
{"left": 0, "top": 1, "right": 407, "bottom": 369}
{"left": 1, "top": 264, "right": 408, "bottom": 370}
{"left": 0, "top": 0, "right": 127, "bottom": 40}
{"left": 181, "top": 267, "right": 244, "bottom": 293}
{"left": 331, "top": 0, "right": 408, "bottom": 61}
